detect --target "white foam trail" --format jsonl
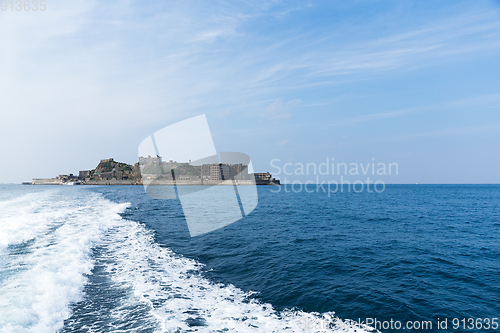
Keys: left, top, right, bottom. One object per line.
{"left": 102, "top": 220, "right": 376, "bottom": 332}
{"left": 0, "top": 188, "right": 376, "bottom": 333}
{"left": 0, "top": 190, "right": 60, "bottom": 252}
{"left": 0, "top": 189, "right": 130, "bottom": 333}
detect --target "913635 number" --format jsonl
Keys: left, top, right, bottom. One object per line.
{"left": 1, "top": 0, "right": 46, "bottom": 11}
{"left": 452, "top": 318, "right": 499, "bottom": 330}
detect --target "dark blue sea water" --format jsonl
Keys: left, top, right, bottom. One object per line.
{"left": 0, "top": 184, "right": 499, "bottom": 332}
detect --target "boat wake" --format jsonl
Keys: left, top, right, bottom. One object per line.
{"left": 0, "top": 189, "right": 375, "bottom": 332}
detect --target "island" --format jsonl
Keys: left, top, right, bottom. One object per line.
{"left": 28, "top": 157, "right": 280, "bottom": 186}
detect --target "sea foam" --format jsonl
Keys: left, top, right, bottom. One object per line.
{"left": 95, "top": 216, "right": 376, "bottom": 332}
{"left": 0, "top": 188, "right": 375, "bottom": 333}
{"left": 0, "top": 189, "right": 129, "bottom": 333}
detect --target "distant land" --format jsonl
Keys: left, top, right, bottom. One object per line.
{"left": 26, "top": 157, "right": 280, "bottom": 186}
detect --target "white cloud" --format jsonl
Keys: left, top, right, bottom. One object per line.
{"left": 262, "top": 99, "right": 300, "bottom": 121}
{"left": 1, "top": 1, "right": 500, "bottom": 182}
{"left": 276, "top": 139, "right": 289, "bottom": 146}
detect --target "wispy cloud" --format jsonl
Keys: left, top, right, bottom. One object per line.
{"left": 191, "top": 27, "right": 238, "bottom": 42}
{"left": 276, "top": 139, "right": 289, "bottom": 146}
{"left": 262, "top": 99, "right": 300, "bottom": 121}
{"left": 243, "top": 9, "right": 500, "bottom": 88}
{"left": 1, "top": 0, "right": 500, "bottom": 182}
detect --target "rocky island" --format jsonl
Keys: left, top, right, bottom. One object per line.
{"left": 29, "top": 157, "right": 280, "bottom": 186}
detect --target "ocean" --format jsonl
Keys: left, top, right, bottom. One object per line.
{"left": 0, "top": 184, "right": 498, "bottom": 332}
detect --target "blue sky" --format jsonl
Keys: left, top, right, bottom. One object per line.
{"left": 1, "top": 0, "right": 500, "bottom": 183}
